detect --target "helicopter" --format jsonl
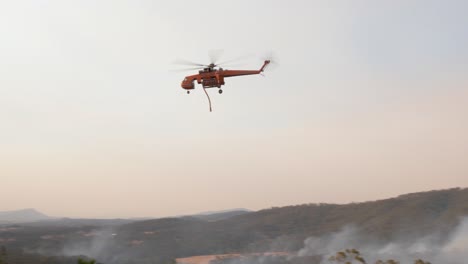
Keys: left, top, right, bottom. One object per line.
{"left": 175, "top": 52, "right": 272, "bottom": 111}
{"left": 180, "top": 60, "right": 270, "bottom": 94}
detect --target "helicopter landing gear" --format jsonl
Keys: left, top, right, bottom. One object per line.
{"left": 218, "top": 89, "right": 223, "bottom": 94}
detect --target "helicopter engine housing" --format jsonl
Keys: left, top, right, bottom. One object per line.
{"left": 202, "top": 77, "right": 221, "bottom": 88}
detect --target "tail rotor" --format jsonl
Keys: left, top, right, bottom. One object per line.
{"left": 260, "top": 51, "right": 278, "bottom": 72}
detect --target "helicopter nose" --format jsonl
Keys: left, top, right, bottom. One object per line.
{"left": 181, "top": 79, "right": 194, "bottom": 90}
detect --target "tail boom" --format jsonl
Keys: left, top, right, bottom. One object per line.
{"left": 221, "top": 60, "right": 271, "bottom": 78}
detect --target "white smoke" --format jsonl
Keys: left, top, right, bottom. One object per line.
{"left": 297, "top": 225, "right": 363, "bottom": 258}
{"left": 29, "top": 217, "right": 468, "bottom": 264}
{"left": 28, "top": 228, "right": 121, "bottom": 263}
{"left": 61, "top": 229, "right": 115, "bottom": 260}
{"left": 296, "top": 217, "right": 468, "bottom": 264}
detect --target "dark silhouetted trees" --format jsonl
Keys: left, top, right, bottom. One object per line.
{"left": 328, "top": 249, "right": 431, "bottom": 264}
{"left": 77, "top": 258, "right": 96, "bottom": 264}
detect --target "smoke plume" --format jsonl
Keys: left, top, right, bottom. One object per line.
{"left": 296, "top": 217, "right": 468, "bottom": 263}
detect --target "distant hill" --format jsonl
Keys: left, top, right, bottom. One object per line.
{"left": 188, "top": 209, "right": 251, "bottom": 222}
{"left": 106, "top": 188, "right": 468, "bottom": 262}
{"left": 18, "top": 217, "right": 138, "bottom": 227}
{"left": 0, "top": 208, "right": 51, "bottom": 224}
{"left": 2, "top": 188, "right": 468, "bottom": 264}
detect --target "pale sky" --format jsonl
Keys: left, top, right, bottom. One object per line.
{"left": 1, "top": 0, "right": 467, "bottom": 218}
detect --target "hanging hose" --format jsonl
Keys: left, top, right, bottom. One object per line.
{"left": 202, "top": 87, "right": 212, "bottom": 112}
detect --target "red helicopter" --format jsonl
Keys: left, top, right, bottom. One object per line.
{"left": 176, "top": 55, "right": 271, "bottom": 111}
{"left": 180, "top": 60, "right": 270, "bottom": 94}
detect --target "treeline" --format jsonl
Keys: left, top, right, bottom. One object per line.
{"left": 327, "top": 248, "right": 431, "bottom": 264}
{"left": 2, "top": 188, "right": 468, "bottom": 263}
{"left": 0, "top": 245, "right": 82, "bottom": 264}
{"left": 210, "top": 249, "right": 431, "bottom": 264}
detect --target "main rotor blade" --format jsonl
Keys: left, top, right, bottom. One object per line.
{"left": 208, "top": 49, "right": 224, "bottom": 64}
{"left": 217, "top": 53, "right": 253, "bottom": 66}
{"left": 170, "top": 66, "right": 204, "bottom": 72}
{"left": 173, "top": 59, "right": 206, "bottom": 67}
{"left": 219, "top": 63, "right": 245, "bottom": 69}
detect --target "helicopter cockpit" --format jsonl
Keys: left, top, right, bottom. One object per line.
{"left": 199, "top": 67, "right": 214, "bottom": 73}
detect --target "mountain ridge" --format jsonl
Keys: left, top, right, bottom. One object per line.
{"left": 2, "top": 188, "right": 468, "bottom": 264}
{"left": 90, "top": 187, "right": 468, "bottom": 263}
{"left": 0, "top": 208, "right": 51, "bottom": 223}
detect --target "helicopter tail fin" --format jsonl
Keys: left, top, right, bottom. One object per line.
{"left": 260, "top": 60, "right": 271, "bottom": 72}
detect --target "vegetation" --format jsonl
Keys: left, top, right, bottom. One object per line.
{"left": 0, "top": 245, "right": 81, "bottom": 264}
{"left": 0, "top": 188, "right": 467, "bottom": 263}
{"left": 328, "top": 249, "right": 367, "bottom": 263}
{"left": 413, "top": 260, "right": 431, "bottom": 264}
{"left": 0, "top": 245, "right": 7, "bottom": 264}
{"left": 327, "top": 248, "right": 432, "bottom": 264}
{"left": 211, "top": 249, "right": 433, "bottom": 264}
{"left": 77, "top": 258, "right": 96, "bottom": 264}
{"left": 106, "top": 187, "right": 468, "bottom": 260}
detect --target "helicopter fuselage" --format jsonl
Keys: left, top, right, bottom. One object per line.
{"left": 181, "top": 60, "right": 270, "bottom": 90}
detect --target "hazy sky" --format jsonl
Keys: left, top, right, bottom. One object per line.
{"left": 1, "top": 0, "right": 467, "bottom": 218}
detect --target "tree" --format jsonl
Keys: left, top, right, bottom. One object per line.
{"left": 77, "top": 258, "right": 96, "bottom": 264}
{"left": 414, "top": 260, "right": 431, "bottom": 264}
{"left": 0, "top": 246, "right": 7, "bottom": 264}
{"left": 327, "top": 249, "right": 430, "bottom": 264}
{"left": 382, "top": 260, "right": 399, "bottom": 264}
{"left": 328, "top": 248, "right": 366, "bottom": 264}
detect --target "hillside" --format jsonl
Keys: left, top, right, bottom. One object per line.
{"left": 0, "top": 209, "right": 51, "bottom": 224}
{"left": 103, "top": 188, "right": 468, "bottom": 263}
{"left": 190, "top": 209, "right": 251, "bottom": 222}
{"left": 1, "top": 188, "right": 468, "bottom": 264}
